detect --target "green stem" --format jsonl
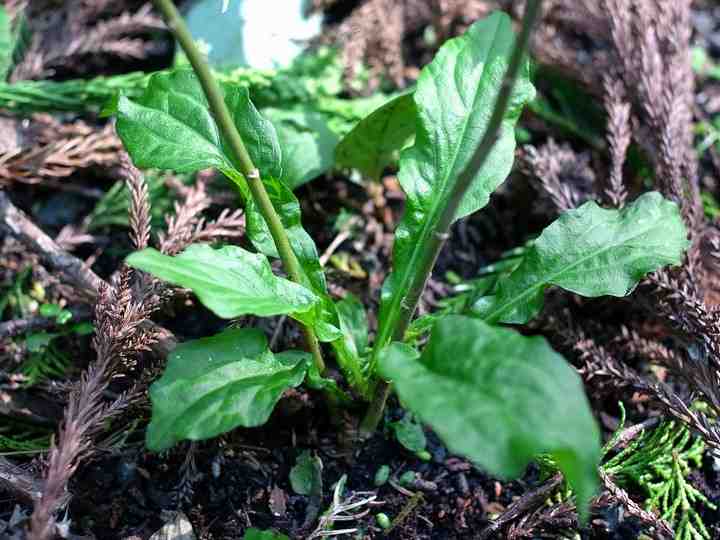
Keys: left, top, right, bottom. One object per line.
{"left": 359, "top": 0, "right": 543, "bottom": 437}
{"left": 151, "top": 0, "right": 325, "bottom": 374}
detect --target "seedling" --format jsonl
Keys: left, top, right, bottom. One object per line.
{"left": 375, "top": 513, "right": 390, "bottom": 530}
{"left": 114, "top": 0, "right": 690, "bottom": 517}
{"left": 373, "top": 465, "right": 390, "bottom": 487}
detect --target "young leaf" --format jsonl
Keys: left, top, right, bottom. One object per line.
{"left": 331, "top": 294, "right": 370, "bottom": 395}
{"left": 242, "top": 529, "right": 289, "bottom": 540}
{"left": 473, "top": 192, "right": 689, "bottom": 324}
{"left": 289, "top": 450, "right": 323, "bottom": 496}
{"left": 377, "top": 13, "right": 535, "bottom": 349}
{"left": 146, "top": 328, "right": 309, "bottom": 451}
{"left": 244, "top": 174, "right": 345, "bottom": 343}
{"left": 126, "top": 244, "right": 318, "bottom": 319}
{"left": 115, "top": 69, "right": 283, "bottom": 182}
{"left": 244, "top": 176, "right": 341, "bottom": 342}
{"left": 305, "top": 360, "right": 353, "bottom": 406}
{"left": 336, "top": 294, "right": 369, "bottom": 356}
{"left": 392, "top": 414, "right": 427, "bottom": 454}
{"left": 335, "top": 93, "right": 416, "bottom": 180}
{"left": 264, "top": 107, "right": 339, "bottom": 188}
{"left": 245, "top": 177, "right": 325, "bottom": 291}
{"left": 378, "top": 315, "right": 601, "bottom": 516}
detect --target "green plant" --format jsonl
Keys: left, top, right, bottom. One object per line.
{"left": 289, "top": 450, "right": 323, "bottom": 497}
{"left": 604, "top": 419, "right": 715, "bottom": 540}
{"left": 0, "top": 4, "right": 29, "bottom": 82}
{"left": 242, "top": 528, "right": 289, "bottom": 540}
{"left": 114, "top": 0, "right": 690, "bottom": 517}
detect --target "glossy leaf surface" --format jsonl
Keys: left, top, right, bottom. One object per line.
{"left": 116, "top": 68, "right": 338, "bottom": 339}
{"left": 126, "top": 244, "right": 318, "bottom": 319}
{"left": 116, "top": 70, "right": 261, "bottom": 176}
{"left": 378, "top": 13, "right": 535, "bottom": 348}
{"left": 264, "top": 107, "right": 339, "bottom": 188}
{"left": 335, "top": 93, "right": 416, "bottom": 180}
{"left": 147, "top": 328, "right": 308, "bottom": 451}
{"left": 473, "top": 192, "right": 689, "bottom": 324}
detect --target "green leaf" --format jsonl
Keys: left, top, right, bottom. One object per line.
{"left": 26, "top": 332, "right": 59, "bottom": 353}
{"left": 115, "top": 69, "right": 281, "bottom": 181}
{"left": 245, "top": 177, "right": 342, "bottom": 342}
{"left": 335, "top": 93, "right": 416, "bottom": 180}
{"left": 305, "top": 361, "right": 353, "bottom": 406}
{"left": 146, "top": 328, "right": 309, "bottom": 451}
{"left": 126, "top": 244, "right": 318, "bottom": 319}
{"left": 224, "top": 84, "right": 282, "bottom": 179}
{"left": 392, "top": 414, "right": 427, "bottom": 453}
{"left": 116, "top": 69, "right": 233, "bottom": 173}
{"left": 378, "top": 316, "right": 600, "bottom": 517}
{"left": 289, "top": 450, "right": 323, "bottom": 496}
{"left": 336, "top": 294, "right": 369, "bottom": 356}
{"left": 473, "top": 192, "right": 689, "bottom": 324}
{"left": 39, "top": 303, "right": 62, "bottom": 318}
{"left": 245, "top": 177, "right": 325, "bottom": 291}
{"left": 264, "top": 107, "right": 339, "bottom": 188}
{"left": 0, "top": 6, "right": 12, "bottom": 80}
{"left": 330, "top": 294, "right": 370, "bottom": 395}
{"left": 378, "top": 13, "right": 535, "bottom": 348}
{"left": 115, "top": 68, "right": 338, "bottom": 339}
{"left": 242, "top": 529, "right": 289, "bottom": 540}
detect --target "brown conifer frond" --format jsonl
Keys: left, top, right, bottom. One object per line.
{"left": 11, "top": 3, "right": 164, "bottom": 81}
{"left": 158, "top": 178, "right": 245, "bottom": 255}
{"left": 28, "top": 269, "right": 159, "bottom": 540}
{"left": 523, "top": 140, "right": 594, "bottom": 213}
{"left": 602, "top": 76, "right": 631, "bottom": 208}
{"left": 121, "top": 153, "right": 151, "bottom": 251}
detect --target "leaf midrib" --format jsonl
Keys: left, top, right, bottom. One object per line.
{"left": 129, "top": 255, "right": 316, "bottom": 311}
{"left": 124, "top": 100, "right": 229, "bottom": 168}
{"left": 482, "top": 211, "right": 666, "bottom": 322}
{"left": 153, "top": 360, "right": 301, "bottom": 447}
{"left": 382, "top": 15, "right": 506, "bottom": 343}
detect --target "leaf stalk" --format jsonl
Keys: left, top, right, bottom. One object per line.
{"left": 359, "top": 0, "right": 543, "bottom": 437}
{"left": 150, "top": 0, "right": 325, "bottom": 374}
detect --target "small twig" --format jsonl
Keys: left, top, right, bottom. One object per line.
{"left": 0, "top": 388, "right": 62, "bottom": 426}
{"left": 0, "top": 190, "right": 103, "bottom": 299}
{"left": 384, "top": 490, "right": 423, "bottom": 534}
{"left": 269, "top": 315, "right": 288, "bottom": 349}
{"left": 319, "top": 217, "right": 359, "bottom": 266}
{"left": 611, "top": 417, "right": 662, "bottom": 450}
{"left": 478, "top": 473, "right": 564, "bottom": 540}
{"left": 0, "top": 190, "right": 177, "bottom": 356}
{"left": 0, "top": 306, "right": 92, "bottom": 340}
{"left": 388, "top": 478, "right": 415, "bottom": 497}
{"left": 0, "top": 456, "right": 44, "bottom": 503}
{"left": 319, "top": 229, "right": 351, "bottom": 267}
{"left": 599, "top": 470, "right": 674, "bottom": 539}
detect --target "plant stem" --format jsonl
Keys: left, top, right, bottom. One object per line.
{"left": 151, "top": 0, "right": 325, "bottom": 374}
{"left": 359, "top": 0, "right": 543, "bottom": 437}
